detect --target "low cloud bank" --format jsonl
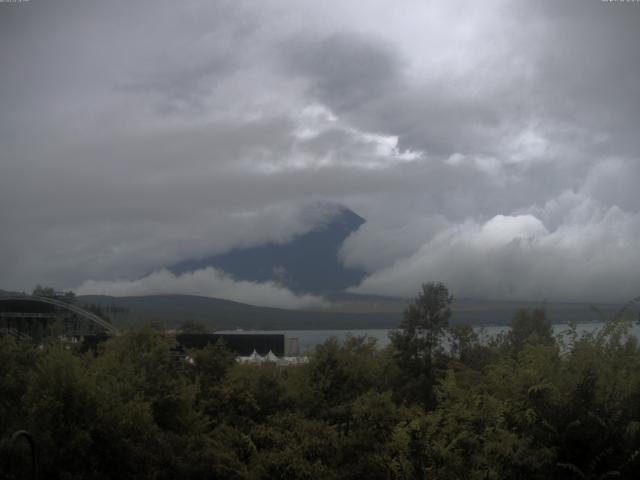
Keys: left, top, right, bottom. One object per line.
{"left": 76, "top": 267, "right": 328, "bottom": 310}
{"left": 349, "top": 199, "right": 640, "bottom": 303}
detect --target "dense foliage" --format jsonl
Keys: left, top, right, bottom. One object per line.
{"left": 2, "top": 283, "right": 640, "bottom": 479}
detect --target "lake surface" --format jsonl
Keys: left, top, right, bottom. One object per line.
{"left": 256, "top": 323, "right": 640, "bottom": 353}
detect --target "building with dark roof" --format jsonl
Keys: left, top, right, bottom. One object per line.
{"left": 177, "top": 331, "right": 299, "bottom": 357}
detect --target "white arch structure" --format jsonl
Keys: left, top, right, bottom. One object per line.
{"left": 0, "top": 295, "right": 119, "bottom": 335}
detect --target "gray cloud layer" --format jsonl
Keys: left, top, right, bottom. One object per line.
{"left": 1, "top": 0, "right": 640, "bottom": 305}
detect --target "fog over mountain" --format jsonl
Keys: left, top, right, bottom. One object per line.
{"left": 169, "top": 205, "right": 366, "bottom": 298}
{"left": 77, "top": 205, "right": 367, "bottom": 308}
{"left": 2, "top": 0, "right": 640, "bottom": 306}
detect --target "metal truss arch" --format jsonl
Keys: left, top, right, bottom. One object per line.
{"left": 0, "top": 295, "right": 119, "bottom": 336}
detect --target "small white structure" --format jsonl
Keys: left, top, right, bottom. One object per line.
{"left": 265, "top": 350, "right": 279, "bottom": 363}
{"left": 237, "top": 350, "right": 309, "bottom": 366}
{"left": 285, "top": 337, "right": 300, "bottom": 356}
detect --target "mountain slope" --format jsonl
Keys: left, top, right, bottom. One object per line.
{"left": 170, "top": 206, "right": 367, "bottom": 298}
{"left": 77, "top": 294, "right": 400, "bottom": 330}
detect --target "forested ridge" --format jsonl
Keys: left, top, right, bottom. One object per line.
{"left": 2, "top": 283, "right": 640, "bottom": 479}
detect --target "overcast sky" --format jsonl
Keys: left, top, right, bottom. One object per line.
{"left": 1, "top": 0, "right": 640, "bottom": 306}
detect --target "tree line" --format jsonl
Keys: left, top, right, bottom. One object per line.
{"left": 1, "top": 282, "right": 640, "bottom": 479}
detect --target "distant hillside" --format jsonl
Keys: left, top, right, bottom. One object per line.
{"left": 0, "top": 289, "right": 25, "bottom": 297}
{"left": 77, "top": 294, "right": 401, "bottom": 330}
{"left": 169, "top": 206, "right": 367, "bottom": 299}
{"left": 76, "top": 294, "right": 629, "bottom": 331}
{"left": 5, "top": 287, "right": 632, "bottom": 330}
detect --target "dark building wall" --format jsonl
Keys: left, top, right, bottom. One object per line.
{"left": 177, "top": 333, "right": 285, "bottom": 356}
{"left": 0, "top": 299, "right": 58, "bottom": 314}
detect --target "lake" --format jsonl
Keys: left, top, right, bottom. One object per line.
{"left": 258, "top": 322, "right": 640, "bottom": 354}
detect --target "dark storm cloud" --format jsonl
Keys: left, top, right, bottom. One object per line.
{"left": 279, "top": 1, "right": 640, "bottom": 170}
{"left": 281, "top": 33, "right": 508, "bottom": 157}
{"left": 121, "top": 56, "right": 238, "bottom": 114}
{"left": 282, "top": 32, "right": 404, "bottom": 114}
{"left": 2, "top": 0, "right": 640, "bottom": 304}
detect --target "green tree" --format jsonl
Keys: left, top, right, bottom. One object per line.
{"left": 419, "top": 370, "right": 554, "bottom": 479}
{"left": 31, "top": 285, "right": 76, "bottom": 304}
{"left": 390, "top": 282, "right": 453, "bottom": 407}
{"left": 340, "top": 390, "right": 405, "bottom": 479}
{"left": 193, "top": 339, "right": 236, "bottom": 386}
{"left": 220, "top": 362, "right": 290, "bottom": 429}
{"left": 301, "top": 336, "right": 385, "bottom": 431}
{"left": 192, "top": 339, "right": 236, "bottom": 421}
{"left": 23, "top": 344, "right": 101, "bottom": 478}
{"left": 448, "top": 324, "right": 478, "bottom": 364}
{"left": 0, "top": 337, "right": 39, "bottom": 438}
{"left": 508, "top": 307, "right": 553, "bottom": 353}
{"left": 250, "top": 413, "right": 339, "bottom": 480}
{"left": 61, "top": 290, "right": 77, "bottom": 305}
{"left": 178, "top": 320, "right": 210, "bottom": 334}
{"left": 31, "top": 284, "right": 57, "bottom": 298}
{"left": 92, "top": 327, "right": 219, "bottom": 479}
